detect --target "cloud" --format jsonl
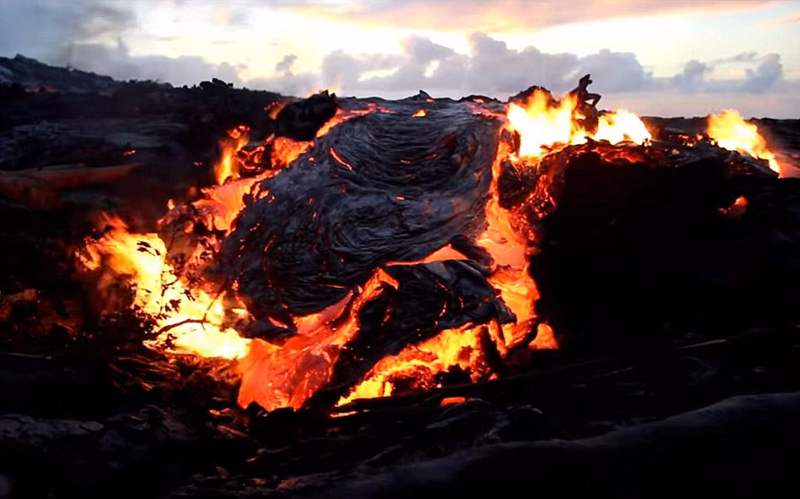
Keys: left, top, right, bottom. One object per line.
{"left": 264, "top": 32, "right": 653, "bottom": 99}
{"left": 0, "top": 0, "right": 243, "bottom": 87}
{"left": 766, "top": 8, "right": 800, "bottom": 25}
{"left": 273, "top": 0, "right": 783, "bottom": 32}
{"left": 0, "top": 2, "right": 794, "bottom": 116}
{"left": 712, "top": 52, "right": 760, "bottom": 65}
{"left": 58, "top": 39, "right": 243, "bottom": 86}
{"left": 672, "top": 60, "right": 711, "bottom": 92}
{"left": 743, "top": 53, "right": 783, "bottom": 92}
{"left": 275, "top": 54, "right": 298, "bottom": 76}
{"left": 238, "top": 32, "right": 785, "bottom": 105}
{"left": 74, "top": 2, "right": 137, "bottom": 38}
{"left": 0, "top": 1, "right": 136, "bottom": 62}
{"left": 575, "top": 49, "right": 652, "bottom": 92}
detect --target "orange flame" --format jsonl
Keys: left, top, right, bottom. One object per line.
{"left": 79, "top": 214, "right": 251, "bottom": 359}
{"left": 707, "top": 110, "right": 781, "bottom": 176}
{"left": 595, "top": 109, "right": 652, "bottom": 145}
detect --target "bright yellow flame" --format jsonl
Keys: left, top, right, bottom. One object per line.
{"left": 79, "top": 213, "right": 251, "bottom": 360}
{"left": 707, "top": 110, "right": 781, "bottom": 176}
{"left": 595, "top": 109, "right": 652, "bottom": 144}
{"left": 507, "top": 89, "right": 651, "bottom": 160}
{"left": 507, "top": 92, "right": 578, "bottom": 158}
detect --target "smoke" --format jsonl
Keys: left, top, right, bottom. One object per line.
{"left": 275, "top": 54, "right": 298, "bottom": 76}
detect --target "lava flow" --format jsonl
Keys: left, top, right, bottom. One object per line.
{"left": 76, "top": 85, "right": 784, "bottom": 414}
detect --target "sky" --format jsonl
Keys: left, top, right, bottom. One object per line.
{"left": 1, "top": 0, "right": 799, "bottom": 117}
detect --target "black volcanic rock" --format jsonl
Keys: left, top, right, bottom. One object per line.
{"left": 218, "top": 102, "right": 502, "bottom": 331}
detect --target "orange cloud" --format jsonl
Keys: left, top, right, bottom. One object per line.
{"left": 766, "top": 8, "right": 800, "bottom": 25}
{"left": 278, "top": 0, "right": 786, "bottom": 32}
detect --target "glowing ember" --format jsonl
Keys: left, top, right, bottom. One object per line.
{"left": 271, "top": 137, "right": 311, "bottom": 168}
{"left": 440, "top": 396, "right": 467, "bottom": 407}
{"left": 314, "top": 104, "right": 385, "bottom": 138}
{"left": 74, "top": 86, "right": 789, "bottom": 416}
{"left": 707, "top": 110, "right": 781, "bottom": 176}
{"left": 719, "top": 195, "right": 749, "bottom": 219}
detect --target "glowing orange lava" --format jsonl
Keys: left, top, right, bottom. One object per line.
{"left": 237, "top": 270, "right": 398, "bottom": 410}
{"left": 214, "top": 125, "right": 250, "bottom": 185}
{"left": 81, "top": 95, "right": 578, "bottom": 412}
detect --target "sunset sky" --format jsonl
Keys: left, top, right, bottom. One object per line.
{"left": 1, "top": 0, "right": 799, "bottom": 117}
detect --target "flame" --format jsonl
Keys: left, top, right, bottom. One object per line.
{"left": 507, "top": 89, "right": 651, "bottom": 160}
{"left": 413, "top": 109, "right": 427, "bottom": 117}
{"left": 507, "top": 92, "right": 578, "bottom": 158}
{"left": 79, "top": 213, "right": 251, "bottom": 359}
{"left": 595, "top": 109, "right": 652, "bottom": 145}
{"left": 707, "top": 110, "right": 781, "bottom": 176}
{"left": 214, "top": 125, "right": 250, "bottom": 185}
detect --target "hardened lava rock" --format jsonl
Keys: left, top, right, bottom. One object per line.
{"left": 218, "top": 103, "right": 503, "bottom": 335}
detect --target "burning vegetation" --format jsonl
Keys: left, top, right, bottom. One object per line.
{"left": 73, "top": 80, "right": 785, "bottom": 414}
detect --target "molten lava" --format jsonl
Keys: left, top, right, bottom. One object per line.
{"left": 214, "top": 125, "right": 250, "bottom": 185}
{"left": 76, "top": 86, "right": 784, "bottom": 414}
